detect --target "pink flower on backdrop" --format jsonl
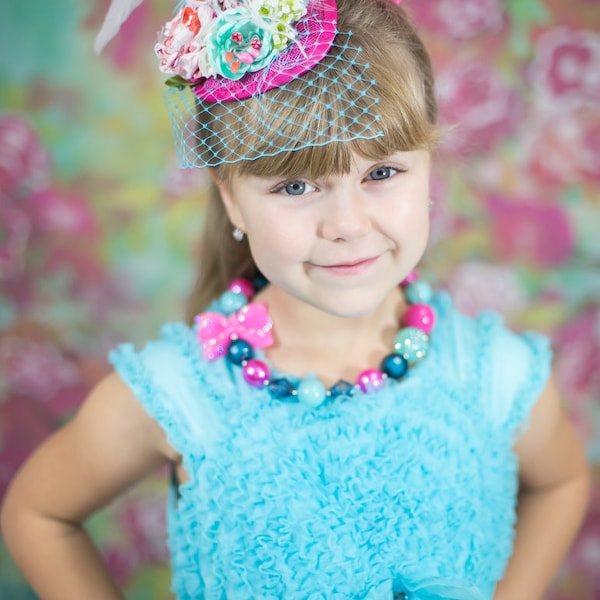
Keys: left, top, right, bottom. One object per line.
{"left": 103, "top": 494, "right": 168, "bottom": 585}
{"left": 447, "top": 261, "right": 527, "bottom": 317}
{"left": 553, "top": 308, "right": 600, "bottom": 433}
{"left": 530, "top": 27, "right": 600, "bottom": 103}
{"left": 28, "top": 187, "right": 98, "bottom": 236}
{"left": 525, "top": 104, "right": 600, "bottom": 186}
{"left": 0, "top": 115, "right": 51, "bottom": 199}
{"left": 104, "top": 545, "right": 144, "bottom": 587}
{"left": 0, "top": 205, "right": 31, "bottom": 278}
{"left": 411, "top": 0, "right": 504, "bottom": 40}
{"left": 486, "top": 196, "right": 575, "bottom": 267}
{"left": 0, "top": 324, "right": 105, "bottom": 498}
{"left": 436, "top": 60, "right": 519, "bottom": 155}
{"left": 0, "top": 394, "right": 57, "bottom": 498}
{"left": 118, "top": 494, "right": 169, "bottom": 563}
{"left": 0, "top": 337, "right": 81, "bottom": 403}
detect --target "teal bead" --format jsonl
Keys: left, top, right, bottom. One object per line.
{"left": 393, "top": 326, "right": 429, "bottom": 362}
{"left": 226, "top": 339, "right": 253, "bottom": 365}
{"left": 220, "top": 290, "right": 247, "bottom": 314}
{"left": 297, "top": 377, "right": 327, "bottom": 407}
{"left": 404, "top": 280, "right": 433, "bottom": 304}
{"left": 381, "top": 353, "right": 408, "bottom": 379}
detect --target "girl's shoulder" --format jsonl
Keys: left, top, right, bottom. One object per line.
{"left": 108, "top": 321, "right": 225, "bottom": 463}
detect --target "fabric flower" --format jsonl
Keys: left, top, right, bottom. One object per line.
{"left": 155, "top": 2, "right": 216, "bottom": 81}
{"left": 207, "top": 7, "right": 279, "bottom": 80}
{"left": 155, "top": 0, "right": 307, "bottom": 82}
{"left": 256, "top": 0, "right": 308, "bottom": 48}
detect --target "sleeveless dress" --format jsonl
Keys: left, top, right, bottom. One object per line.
{"left": 109, "top": 292, "right": 552, "bottom": 600}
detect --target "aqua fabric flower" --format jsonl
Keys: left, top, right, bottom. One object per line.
{"left": 207, "top": 7, "right": 280, "bottom": 80}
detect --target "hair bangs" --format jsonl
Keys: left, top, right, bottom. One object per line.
{"left": 216, "top": 41, "right": 437, "bottom": 182}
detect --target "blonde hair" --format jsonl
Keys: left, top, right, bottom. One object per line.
{"left": 186, "top": 0, "right": 438, "bottom": 321}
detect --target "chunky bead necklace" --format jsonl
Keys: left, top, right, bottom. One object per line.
{"left": 194, "top": 271, "right": 435, "bottom": 408}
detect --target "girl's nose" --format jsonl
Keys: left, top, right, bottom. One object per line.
{"left": 320, "top": 191, "right": 372, "bottom": 241}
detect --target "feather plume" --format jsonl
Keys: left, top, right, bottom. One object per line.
{"left": 94, "top": 0, "right": 146, "bottom": 54}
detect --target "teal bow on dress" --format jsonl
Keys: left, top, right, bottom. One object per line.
{"left": 394, "top": 576, "right": 486, "bottom": 600}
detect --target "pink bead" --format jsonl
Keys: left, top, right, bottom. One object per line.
{"left": 356, "top": 368, "right": 385, "bottom": 393}
{"left": 401, "top": 270, "right": 419, "bottom": 286}
{"left": 242, "top": 359, "right": 270, "bottom": 387}
{"left": 402, "top": 303, "right": 435, "bottom": 335}
{"left": 228, "top": 278, "right": 254, "bottom": 299}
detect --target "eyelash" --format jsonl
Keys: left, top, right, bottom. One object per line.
{"left": 272, "top": 165, "right": 405, "bottom": 195}
{"left": 367, "top": 165, "right": 404, "bottom": 181}
{"left": 272, "top": 180, "right": 315, "bottom": 196}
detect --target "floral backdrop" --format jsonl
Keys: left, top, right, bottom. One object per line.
{"left": 0, "top": 0, "right": 599, "bottom": 598}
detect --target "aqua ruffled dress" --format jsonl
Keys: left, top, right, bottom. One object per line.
{"left": 109, "top": 292, "right": 551, "bottom": 599}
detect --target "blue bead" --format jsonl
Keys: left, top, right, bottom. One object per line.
{"left": 268, "top": 378, "right": 297, "bottom": 400}
{"left": 220, "top": 290, "right": 247, "bottom": 314}
{"left": 404, "top": 280, "right": 433, "bottom": 304}
{"left": 226, "top": 339, "right": 253, "bottom": 365}
{"left": 381, "top": 353, "right": 409, "bottom": 379}
{"left": 297, "top": 377, "right": 327, "bottom": 407}
{"left": 330, "top": 379, "right": 355, "bottom": 398}
{"left": 393, "top": 326, "right": 430, "bottom": 362}
{"left": 252, "top": 273, "right": 269, "bottom": 292}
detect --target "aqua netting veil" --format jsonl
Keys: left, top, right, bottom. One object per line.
{"left": 153, "top": 0, "right": 384, "bottom": 168}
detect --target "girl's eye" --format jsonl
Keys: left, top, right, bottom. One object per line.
{"left": 368, "top": 166, "right": 398, "bottom": 181}
{"left": 275, "top": 180, "right": 315, "bottom": 196}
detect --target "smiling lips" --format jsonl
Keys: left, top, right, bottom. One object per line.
{"left": 314, "top": 256, "right": 379, "bottom": 276}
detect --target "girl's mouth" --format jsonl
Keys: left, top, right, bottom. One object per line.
{"left": 314, "top": 256, "right": 379, "bottom": 276}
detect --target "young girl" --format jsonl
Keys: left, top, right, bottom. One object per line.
{"left": 1, "top": 0, "right": 590, "bottom": 598}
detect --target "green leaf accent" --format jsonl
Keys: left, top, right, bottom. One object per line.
{"left": 164, "top": 76, "right": 197, "bottom": 89}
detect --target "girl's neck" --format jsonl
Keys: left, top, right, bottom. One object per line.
{"left": 255, "top": 285, "right": 407, "bottom": 386}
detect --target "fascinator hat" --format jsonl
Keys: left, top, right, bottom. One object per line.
{"left": 95, "top": 0, "right": 432, "bottom": 169}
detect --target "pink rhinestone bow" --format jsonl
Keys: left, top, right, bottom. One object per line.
{"left": 195, "top": 302, "right": 274, "bottom": 361}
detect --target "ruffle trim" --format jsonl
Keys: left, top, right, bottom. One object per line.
{"left": 108, "top": 343, "right": 194, "bottom": 465}
{"left": 475, "top": 311, "right": 553, "bottom": 439}
{"left": 507, "top": 331, "right": 552, "bottom": 438}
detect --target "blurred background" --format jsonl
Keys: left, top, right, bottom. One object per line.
{"left": 0, "top": 0, "right": 599, "bottom": 598}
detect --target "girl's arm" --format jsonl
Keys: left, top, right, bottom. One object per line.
{"left": 0, "top": 373, "right": 175, "bottom": 600}
{"left": 493, "top": 375, "right": 591, "bottom": 600}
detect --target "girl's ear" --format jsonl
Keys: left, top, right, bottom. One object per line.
{"left": 206, "top": 168, "right": 245, "bottom": 230}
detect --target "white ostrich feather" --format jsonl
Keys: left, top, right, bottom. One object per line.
{"left": 94, "top": 0, "right": 146, "bottom": 54}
